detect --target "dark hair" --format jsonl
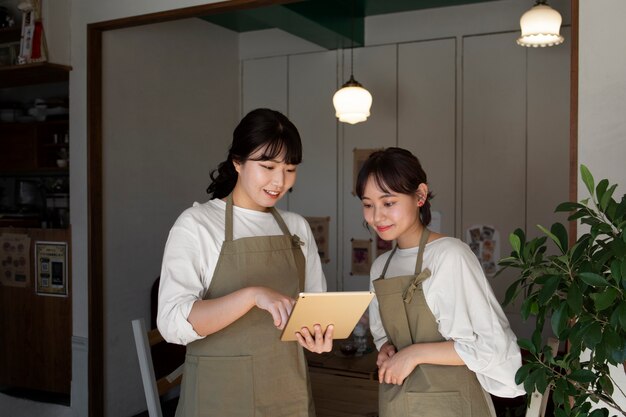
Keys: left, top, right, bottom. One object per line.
{"left": 207, "top": 108, "right": 303, "bottom": 199}
{"left": 355, "top": 147, "right": 433, "bottom": 226}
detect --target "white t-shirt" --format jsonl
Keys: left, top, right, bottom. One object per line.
{"left": 369, "top": 237, "right": 525, "bottom": 398}
{"left": 157, "top": 198, "right": 327, "bottom": 346}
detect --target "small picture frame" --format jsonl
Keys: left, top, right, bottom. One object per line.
{"left": 352, "top": 148, "right": 383, "bottom": 195}
{"left": 350, "top": 238, "right": 372, "bottom": 276}
{"left": 305, "top": 216, "right": 330, "bottom": 264}
{"left": 35, "top": 241, "right": 68, "bottom": 297}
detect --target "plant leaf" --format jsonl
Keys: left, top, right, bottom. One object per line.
{"left": 583, "top": 322, "right": 602, "bottom": 348}
{"left": 566, "top": 282, "right": 583, "bottom": 313}
{"left": 538, "top": 275, "right": 560, "bottom": 305}
{"left": 555, "top": 201, "right": 584, "bottom": 212}
{"left": 568, "top": 369, "right": 597, "bottom": 384}
{"left": 502, "top": 280, "right": 521, "bottom": 307}
{"left": 591, "top": 287, "right": 618, "bottom": 311}
{"left": 596, "top": 179, "right": 608, "bottom": 203}
{"left": 509, "top": 233, "right": 521, "bottom": 255}
{"left": 551, "top": 222, "right": 569, "bottom": 254}
{"left": 538, "top": 224, "right": 564, "bottom": 253}
{"left": 514, "top": 362, "right": 533, "bottom": 385}
{"left": 579, "top": 272, "right": 609, "bottom": 287}
{"left": 551, "top": 302, "right": 569, "bottom": 338}
{"left": 518, "top": 338, "right": 536, "bottom": 355}
{"left": 615, "top": 196, "right": 626, "bottom": 221}
{"left": 618, "top": 303, "right": 626, "bottom": 331}
{"left": 600, "top": 183, "right": 618, "bottom": 211}
{"left": 610, "top": 259, "right": 622, "bottom": 284}
{"left": 581, "top": 165, "right": 595, "bottom": 198}
{"left": 568, "top": 209, "right": 588, "bottom": 221}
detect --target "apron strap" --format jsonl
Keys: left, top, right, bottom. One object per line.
{"left": 269, "top": 207, "right": 305, "bottom": 249}
{"left": 379, "top": 246, "right": 398, "bottom": 279}
{"left": 414, "top": 228, "right": 431, "bottom": 275}
{"left": 225, "top": 194, "right": 235, "bottom": 242}
{"left": 402, "top": 229, "right": 432, "bottom": 304}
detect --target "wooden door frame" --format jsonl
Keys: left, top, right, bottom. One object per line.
{"left": 86, "top": 0, "right": 579, "bottom": 415}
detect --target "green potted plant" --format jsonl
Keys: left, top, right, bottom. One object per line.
{"left": 498, "top": 165, "right": 626, "bottom": 417}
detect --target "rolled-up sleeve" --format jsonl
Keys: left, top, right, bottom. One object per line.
{"left": 429, "top": 243, "right": 525, "bottom": 398}
{"left": 157, "top": 220, "right": 205, "bottom": 346}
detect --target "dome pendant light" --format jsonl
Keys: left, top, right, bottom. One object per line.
{"left": 333, "top": 7, "right": 372, "bottom": 125}
{"left": 517, "top": 0, "right": 564, "bottom": 47}
{"left": 333, "top": 72, "right": 372, "bottom": 125}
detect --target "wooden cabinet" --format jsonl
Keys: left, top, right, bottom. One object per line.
{"left": 0, "top": 227, "right": 72, "bottom": 395}
{"left": 0, "top": 120, "right": 69, "bottom": 172}
{"left": 306, "top": 349, "right": 379, "bottom": 417}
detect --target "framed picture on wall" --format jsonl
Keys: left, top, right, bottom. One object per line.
{"left": 305, "top": 216, "right": 330, "bottom": 263}
{"left": 350, "top": 238, "right": 372, "bottom": 276}
{"left": 0, "top": 233, "right": 31, "bottom": 287}
{"left": 352, "top": 148, "right": 383, "bottom": 195}
{"left": 35, "top": 241, "right": 68, "bottom": 297}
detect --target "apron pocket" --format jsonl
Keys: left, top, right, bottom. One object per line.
{"left": 191, "top": 355, "right": 254, "bottom": 417}
{"left": 405, "top": 391, "right": 464, "bottom": 417}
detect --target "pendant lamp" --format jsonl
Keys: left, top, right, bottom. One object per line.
{"left": 517, "top": 0, "right": 564, "bottom": 47}
{"left": 333, "top": 8, "right": 372, "bottom": 125}
{"left": 333, "top": 73, "right": 372, "bottom": 125}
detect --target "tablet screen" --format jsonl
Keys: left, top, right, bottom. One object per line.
{"left": 280, "top": 291, "right": 374, "bottom": 341}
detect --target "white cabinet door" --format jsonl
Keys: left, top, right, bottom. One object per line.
{"left": 289, "top": 50, "right": 340, "bottom": 291}
{"left": 462, "top": 32, "right": 527, "bottom": 308}
{"left": 527, "top": 27, "right": 571, "bottom": 240}
{"left": 398, "top": 38, "right": 456, "bottom": 237}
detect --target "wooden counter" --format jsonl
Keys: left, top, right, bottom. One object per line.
{"left": 306, "top": 346, "right": 379, "bottom": 417}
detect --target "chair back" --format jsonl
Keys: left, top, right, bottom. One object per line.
{"left": 132, "top": 318, "right": 183, "bottom": 417}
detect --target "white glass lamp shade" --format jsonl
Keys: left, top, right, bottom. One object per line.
{"left": 517, "top": 3, "right": 564, "bottom": 47}
{"left": 332, "top": 76, "right": 373, "bottom": 124}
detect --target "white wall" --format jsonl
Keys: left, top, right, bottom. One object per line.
{"left": 579, "top": 0, "right": 626, "bottom": 414}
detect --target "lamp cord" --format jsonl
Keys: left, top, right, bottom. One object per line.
{"left": 350, "top": 0, "right": 354, "bottom": 77}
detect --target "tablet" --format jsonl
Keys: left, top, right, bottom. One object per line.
{"left": 280, "top": 291, "right": 374, "bottom": 342}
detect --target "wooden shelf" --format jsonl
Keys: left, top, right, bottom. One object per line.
{"left": 0, "top": 62, "right": 71, "bottom": 88}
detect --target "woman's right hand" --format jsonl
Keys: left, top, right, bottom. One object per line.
{"left": 252, "top": 287, "right": 296, "bottom": 330}
{"left": 377, "top": 341, "right": 397, "bottom": 367}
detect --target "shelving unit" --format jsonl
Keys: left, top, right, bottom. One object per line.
{"left": 0, "top": 27, "right": 71, "bottom": 87}
{"left": 0, "top": 120, "right": 69, "bottom": 172}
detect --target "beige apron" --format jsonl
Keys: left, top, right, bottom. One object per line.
{"left": 176, "top": 195, "right": 315, "bottom": 417}
{"left": 373, "top": 229, "right": 496, "bottom": 417}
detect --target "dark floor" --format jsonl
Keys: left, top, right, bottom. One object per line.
{"left": 0, "top": 386, "right": 71, "bottom": 406}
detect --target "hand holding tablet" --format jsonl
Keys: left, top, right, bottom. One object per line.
{"left": 280, "top": 291, "right": 374, "bottom": 342}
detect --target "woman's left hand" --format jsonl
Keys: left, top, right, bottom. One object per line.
{"left": 295, "top": 324, "right": 334, "bottom": 353}
{"left": 378, "top": 345, "right": 419, "bottom": 385}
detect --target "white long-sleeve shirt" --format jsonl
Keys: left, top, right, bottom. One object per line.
{"left": 369, "top": 237, "right": 525, "bottom": 398}
{"left": 157, "top": 198, "right": 327, "bottom": 346}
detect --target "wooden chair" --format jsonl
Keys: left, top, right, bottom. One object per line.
{"left": 131, "top": 318, "right": 183, "bottom": 417}
{"left": 524, "top": 337, "right": 560, "bottom": 417}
